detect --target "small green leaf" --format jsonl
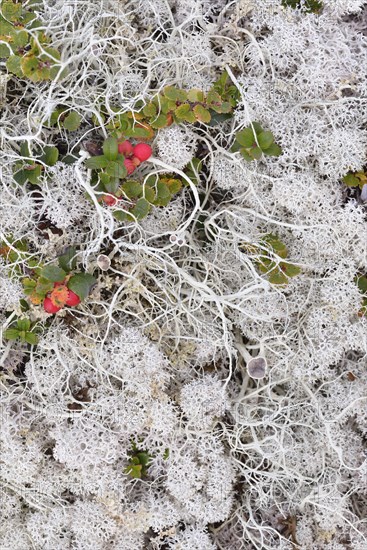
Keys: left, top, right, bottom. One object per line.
{"left": 1, "top": 1, "right": 22, "bottom": 21}
{"left": 240, "top": 148, "right": 254, "bottom": 162}
{"left": 122, "top": 180, "right": 143, "bottom": 199}
{"left": 85, "top": 155, "right": 108, "bottom": 170}
{"left": 263, "top": 143, "right": 282, "bottom": 157}
{"left": 6, "top": 55, "right": 23, "bottom": 77}
{"left": 153, "top": 181, "right": 171, "bottom": 206}
{"left": 193, "top": 104, "right": 211, "bottom": 123}
{"left": 63, "top": 111, "right": 81, "bottom": 131}
{"left": 17, "top": 318, "right": 31, "bottom": 332}
{"left": 40, "top": 145, "right": 59, "bottom": 166}
{"left": 41, "top": 265, "right": 66, "bottom": 282}
{"left": 24, "top": 331, "right": 39, "bottom": 345}
{"left": 175, "top": 103, "right": 191, "bottom": 119}
{"left": 281, "top": 262, "right": 301, "bottom": 278}
{"left": 68, "top": 272, "right": 96, "bottom": 300}
{"left": 163, "top": 86, "right": 187, "bottom": 102}
{"left": 342, "top": 173, "right": 360, "bottom": 188}
{"left": 251, "top": 122, "right": 263, "bottom": 135}
{"left": 356, "top": 275, "right": 367, "bottom": 294}
{"left": 257, "top": 131, "right": 274, "bottom": 150}
{"left": 4, "top": 328, "right": 19, "bottom": 340}
{"left": 268, "top": 270, "right": 288, "bottom": 285}
{"left": 143, "top": 103, "right": 157, "bottom": 117}
{"left": 13, "top": 169, "right": 29, "bottom": 185}
{"left": 20, "top": 299, "right": 30, "bottom": 312}
{"left": 58, "top": 247, "right": 77, "bottom": 272}
{"left": 236, "top": 128, "right": 255, "bottom": 148}
{"left": 128, "top": 198, "right": 151, "bottom": 220}
{"left": 103, "top": 137, "right": 119, "bottom": 161}
{"left": 26, "top": 164, "right": 42, "bottom": 185}
{"left": 104, "top": 178, "right": 120, "bottom": 195}
{"left": 249, "top": 146, "right": 262, "bottom": 160}
{"left": 150, "top": 114, "right": 169, "bottom": 129}
{"left": 105, "top": 160, "right": 127, "bottom": 179}
{"left": 187, "top": 89, "right": 205, "bottom": 102}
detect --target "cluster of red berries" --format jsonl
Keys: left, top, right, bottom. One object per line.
{"left": 44, "top": 283, "right": 81, "bottom": 314}
{"left": 102, "top": 141, "right": 152, "bottom": 206}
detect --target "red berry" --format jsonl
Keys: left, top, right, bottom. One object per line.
{"left": 131, "top": 156, "right": 141, "bottom": 167}
{"left": 124, "top": 158, "right": 136, "bottom": 174}
{"left": 103, "top": 194, "right": 117, "bottom": 206}
{"left": 133, "top": 143, "right": 152, "bottom": 162}
{"left": 44, "top": 297, "right": 61, "bottom": 314}
{"left": 65, "top": 289, "right": 81, "bottom": 307}
{"left": 118, "top": 140, "right": 134, "bottom": 156}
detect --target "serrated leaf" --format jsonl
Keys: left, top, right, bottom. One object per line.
{"left": 122, "top": 180, "right": 142, "bottom": 199}
{"left": 85, "top": 155, "right": 108, "bottom": 170}
{"left": 193, "top": 104, "right": 211, "bottom": 123}
{"left": 128, "top": 198, "right": 150, "bottom": 220}
{"left": 41, "top": 265, "right": 66, "bottom": 282}
{"left": 187, "top": 89, "right": 205, "bottom": 102}
{"left": 281, "top": 262, "right": 301, "bottom": 278}
{"left": 17, "top": 318, "right": 31, "bottom": 331}
{"left": 143, "top": 102, "right": 157, "bottom": 117}
{"left": 208, "top": 112, "right": 233, "bottom": 127}
{"left": 40, "top": 145, "right": 59, "bottom": 166}
{"left": 150, "top": 114, "right": 170, "bottom": 129}
{"left": 153, "top": 180, "right": 171, "bottom": 206}
{"left": 103, "top": 137, "right": 118, "bottom": 161}
{"left": 165, "top": 178, "right": 182, "bottom": 195}
{"left": 58, "top": 247, "right": 77, "bottom": 272}
{"left": 63, "top": 111, "right": 81, "bottom": 131}
{"left": 1, "top": 1, "right": 22, "bottom": 22}
{"left": 4, "top": 328, "right": 19, "bottom": 340}
{"left": 13, "top": 29, "right": 28, "bottom": 49}
{"left": 175, "top": 103, "right": 191, "bottom": 119}
{"left": 263, "top": 143, "right": 282, "bottom": 157}
{"left": 163, "top": 86, "right": 187, "bottom": 102}
{"left": 6, "top": 54, "right": 22, "bottom": 77}
{"left": 24, "top": 331, "right": 38, "bottom": 345}
{"left": 257, "top": 131, "right": 274, "bottom": 150}
{"left": 236, "top": 128, "right": 255, "bottom": 148}
{"left": 68, "top": 272, "right": 96, "bottom": 300}
{"left": 206, "top": 89, "right": 222, "bottom": 105}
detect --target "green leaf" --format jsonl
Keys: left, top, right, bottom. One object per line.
{"left": 85, "top": 155, "right": 108, "bottom": 170}
{"left": 268, "top": 270, "right": 288, "bottom": 285}
{"left": 143, "top": 102, "right": 157, "bottom": 117}
{"left": 17, "top": 318, "right": 31, "bottom": 331}
{"left": 356, "top": 275, "right": 367, "bottom": 294}
{"left": 105, "top": 160, "right": 127, "bottom": 179}
{"left": 150, "top": 114, "right": 169, "bottom": 129}
{"left": 26, "top": 164, "right": 42, "bottom": 185}
{"left": 63, "top": 111, "right": 81, "bottom": 131}
{"left": 240, "top": 148, "right": 253, "bottom": 162}
{"left": 187, "top": 89, "right": 205, "bottom": 102}
{"left": 58, "top": 247, "right": 77, "bottom": 272}
{"left": 6, "top": 55, "right": 23, "bottom": 77}
{"left": 257, "top": 131, "right": 274, "bottom": 150}
{"left": 249, "top": 146, "right": 262, "bottom": 160}
{"left": 251, "top": 122, "right": 263, "bottom": 135}
{"left": 193, "top": 104, "right": 211, "bottom": 123}
{"left": 41, "top": 265, "right": 66, "bottom": 282}
{"left": 13, "top": 168, "right": 29, "bottom": 185}
{"left": 104, "top": 178, "right": 120, "bottom": 194}
{"left": 1, "top": 1, "right": 22, "bottom": 21}
{"left": 262, "top": 234, "right": 288, "bottom": 258}
{"left": 153, "top": 181, "right": 171, "bottom": 206}
{"left": 24, "top": 331, "right": 38, "bottom": 345}
{"left": 128, "top": 198, "right": 151, "bottom": 220}
{"left": 20, "top": 55, "right": 41, "bottom": 80}
{"left": 165, "top": 178, "right": 182, "bottom": 195}
{"left": 163, "top": 86, "right": 187, "bottom": 102}
{"left": 13, "top": 30, "right": 28, "bottom": 49}
{"left": 236, "top": 128, "right": 255, "bottom": 148}
{"left": 175, "top": 103, "right": 191, "bottom": 119}
{"left": 40, "top": 145, "right": 59, "bottom": 166}
{"left": 263, "top": 143, "right": 282, "bottom": 157}
{"left": 4, "top": 328, "right": 19, "bottom": 340}
{"left": 281, "top": 262, "right": 301, "bottom": 278}
{"left": 68, "top": 272, "right": 96, "bottom": 300}
{"left": 103, "top": 137, "right": 119, "bottom": 161}
{"left": 20, "top": 299, "right": 30, "bottom": 312}
{"left": 342, "top": 173, "right": 360, "bottom": 188}
{"left": 122, "top": 180, "right": 143, "bottom": 199}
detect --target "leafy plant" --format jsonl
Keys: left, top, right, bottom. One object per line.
{"left": 342, "top": 170, "right": 367, "bottom": 190}
{"left": 242, "top": 234, "right": 301, "bottom": 285}
{"left": 4, "top": 317, "right": 39, "bottom": 345}
{"left": 1, "top": 1, "right": 65, "bottom": 82}
{"left": 85, "top": 136, "right": 128, "bottom": 196}
{"left": 124, "top": 442, "right": 152, "bottom": 479}
{"left": 233, "top": 122, "right": 282, "bottom": 162}
{"left": 13, "top": 142, "right": 59, "bottom": 185}
{"left": 355, "top": 273, "right": 367, "bottom": 317}
{"left": 45, "top": 107, "right": 82, "bottom": 131}
{"left": 281, "top": 0, "right": 323, "bottom": 13}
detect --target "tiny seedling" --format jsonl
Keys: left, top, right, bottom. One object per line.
{"left": 4, "top": 318, "right": 39, "bottom": 345}
{"left": 233, "top": 122, "right": 282, "bottom": 162}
